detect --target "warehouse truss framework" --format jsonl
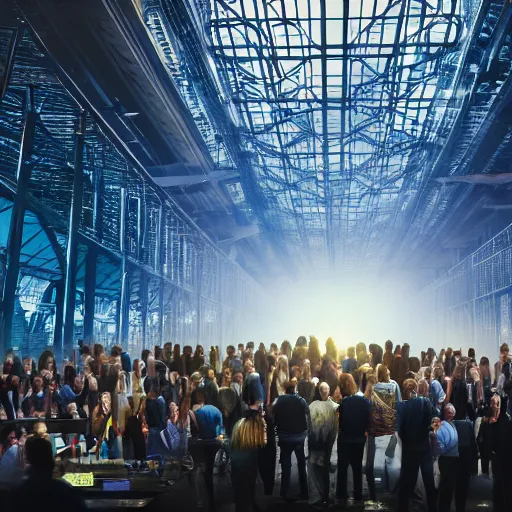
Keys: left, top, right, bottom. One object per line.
{"left": 144, "top": 0, "right": 488, "bottom": 272}
{"left": 420, "top": 222, "right": 512, "bottom": 357}
{"left": 0, "top": 25, "right": 260, "bottom": 360}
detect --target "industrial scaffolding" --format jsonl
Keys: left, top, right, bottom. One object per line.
{"left": 419, "top": 222, "right": 512, "bottom": 357}
{"left": 0, "top": 25, "right": 259, "bottom": 360}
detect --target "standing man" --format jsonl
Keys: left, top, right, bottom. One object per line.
{"left": 190, "top": 390, "right": 224, "bottom": 511}
{"left": 493, "top": 343, "right": 510, "bottom": 387}
{"left": 397, "top": 378, "right": 438, "bottom": 512}
{"left": 308, "top": 382, "right": 338, "bottom": 509}
{"left": 273, "top": 381, "right": 310, "bottom": 502}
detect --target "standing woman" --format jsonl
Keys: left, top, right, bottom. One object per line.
{"left": 193, "top": 346, "right": 205, "bottom": 373}
{"left": 280, "top": 341, "right": 292, "bottom": 361}
{"left": 297, "top": 362, "right": 316, "bottom": 405}
{"left": 446, "top": 360, "right": 469, "bottom": 420}
{"left": 270, "top": 355, "right": 289, "bottom": 401}
{"left": 444, "top": 348, "right": 456, "bottom": 378}
{"left": 366, "top": 364, "right": 400, "bottom": 501}
{"left": 230, "top": 373, "right": 267, "bottom": 512}
{"left": 479, "top": 357, "right": 492, "bottom": 397}
{"left": 336, "top": 373, "right": 371, "bottom": 506}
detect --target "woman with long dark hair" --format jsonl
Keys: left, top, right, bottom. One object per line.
{"left": 193, "top": 346, "right": 205, "bottom": 372}
{"left": 446, "top": 360, "right": 469, "bottom": 420}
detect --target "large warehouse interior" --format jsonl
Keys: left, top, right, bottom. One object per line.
{"left": 1, "top": 1, "right": 512, "bottom": 511}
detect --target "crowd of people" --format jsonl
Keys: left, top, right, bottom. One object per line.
{"left": 0, "top": 337, "right": 511, "bottom": 511}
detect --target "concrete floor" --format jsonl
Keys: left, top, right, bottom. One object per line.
{"left": 137, "top": 439, "right": 494, "bottom": 512}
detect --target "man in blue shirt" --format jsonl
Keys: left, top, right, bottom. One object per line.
{"left": 191, "top": 390, "right": 223, "bottom": 511}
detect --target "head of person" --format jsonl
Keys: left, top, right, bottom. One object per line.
{"left": 369, "top": 343, "right": 383, "bottom": 362}
{"left": 479, "top": 356, "right": 490, "bottom": 373}
{"left": 283, "top": 381, "right": 296, "bottom": 395}
{"left": 93, "top": 343, "right": 104, "bottom": 359}
{"left": 401, "top": 343, "right": 410, "bottom": 360}
{"left": 500, "top": 343, "right": 509, "bottom": 362}
{"left": 339, "top": 373, "right": 358, "bottom": 397}
{"left": 418, "top": 379, "right": 429, "bottom": 397}
{"left": 452, "top": 359, "right": 466, "bottom": 380}
{"left": 356, "top": 342, "right": 366, "bottom": 356}
{"left": 111, "top": 345, "right": 122, "bottom": 358}
{"left": 280, "top": 340, "right": 292, "bottom": 358}
{"left": 408, "top": 357, "right": 421, "bottom": 373}
{"left": 296, "top": 336, "right": 308, "bottom": 348}
{"left": 226, "top": 345, "right": 235, "bottom": 357}
{"left": 37, "top": 350, "right": 55, "bottom": 373}
{"left": 377, "top": 363, "right": 390, "bottom": 383}
{"left": 347, "top": 346, "right": 355, "bottom": 359}
{"left": 195, "top": 389, "right": 206, "bottom": 406}
{"left": 319, "top": 382, "right": 330, "bottom": 401}
{"left": 63, "top": 365, "right": 76, "bottom": 386}
{"left": 32, "top": 375, "right": 43, "bottom": 394}
{"left": 424, "top": 367, "right": 433, "bottom": 381}
{"left": 385, "top": 340, "right": 393, "bottom": 352}
{"left": 33, "top": 421, "right": 48, "bottom": 438}
{"left": 433, "top": 364, "right": 445, "bottom": 382}
{"left": 270, "top": 343, "right": 278, "bottom": 355}
{"left": 194, "top": 345, "right": 204, "bottom": 357}
{"left": 394, "top": 344, "right": 401, "bottom": 356}
{"left": 163, "top": 342, "right": 172, "bottom": 356}
{"left": 74, "top": 376, "right": 83, "bottom": 393}
{"left": 357, "top": 351, "right": 369, "bottom": 367}
{"left": 172, "top": 344, "right": 181, "bottom": 359}
{"left": 23, "top": 358, "right": 32, "bottom": 375}
{"left": 244, "top": 359, "right": 255, "bottom": 375}
{"left": 169, "top": 402, "right": 179, "bottom": 424}
{"left": 443, "top": 403, "right": 456, "bottom": 422}
{"left": 244, "top": 373, "right": 264, "bottom": 407}
{"left": 402, "top": 378, "right": 418, "bottom": 400}
{"left": 25, "top": 437, "right": 55, "bottom": 474}
{"left": 237, "top": 343, "right": 244, "bottom": 353}
{"left": 233, "top": 371, "right": 243, "bottom": 385}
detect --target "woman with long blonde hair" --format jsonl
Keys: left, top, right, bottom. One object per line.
{"left": 230, "top": 373, "right": 267, "bottom": 512}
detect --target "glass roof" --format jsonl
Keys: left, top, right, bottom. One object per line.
{"left": 207, "top": 0, "right": 472, "bottom": 269}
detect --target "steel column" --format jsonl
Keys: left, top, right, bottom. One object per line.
{"left": 196, "top": 255, "right": 202, "bottom": 345}
{"left": 82, "top": 246, "right": 97, "bottom": 343}
{"left": 156, "top": 204, "right": 164, "bottom": 345}
{"left": 0, "top": 87, "right": 37, "bottom": 356}
{"left": 140, "top": 272, "right": 148, "bottom": 350}
{"left": 83, "top": 143, "right": 103, "bottom": 343}
{"left": 53, "top": 279, "right": 65, "bottom": 352}
{"left": 118, "top": 186, "right": 130, "bottom": 348}
{"left": 61, "top": 112, "right": 86, "bottom": 360}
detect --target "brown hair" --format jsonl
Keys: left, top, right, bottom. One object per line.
{"left": 339, "top": 373, "right": 358, "bottom": 397}
{"left": 377, "top": 364, "right": 390, "bottom": 383}
{"left": 408, "top": 357, "right": 420, "bottom": 373}
{"left": 402, "top": 378, "right": 418, "bottom": 400}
